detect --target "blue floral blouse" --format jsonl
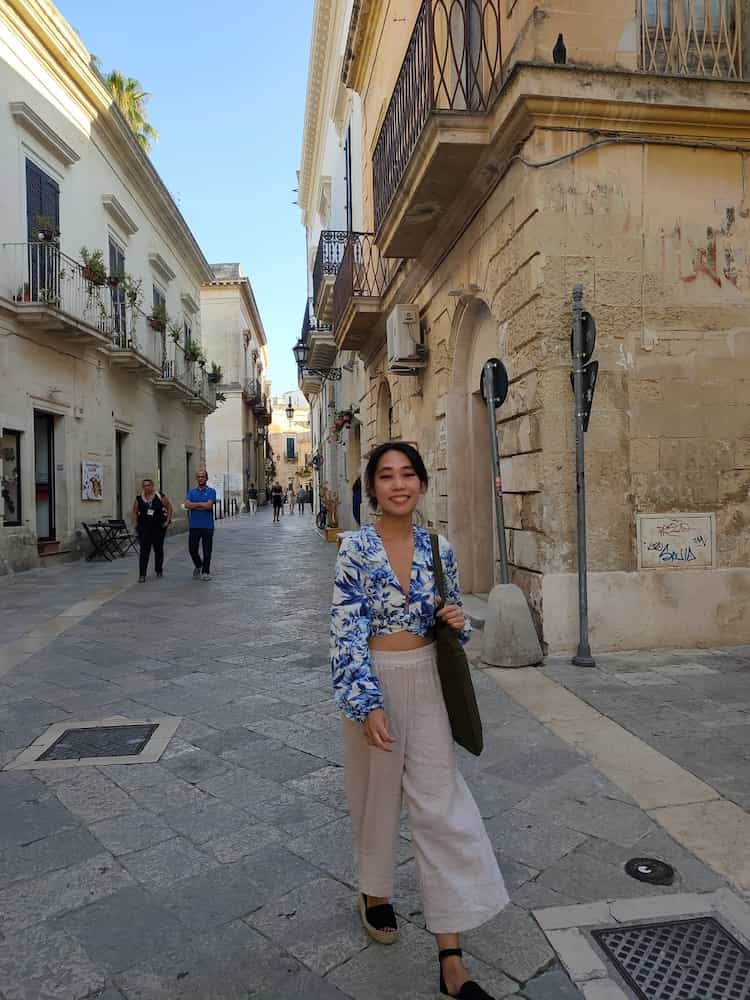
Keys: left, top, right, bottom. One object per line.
{"left": 330, "top": 524, "right": 472, "bottom": 722}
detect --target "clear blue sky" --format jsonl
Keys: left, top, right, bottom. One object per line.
{"left": 58, "top": 0, "right": 312, "bottom": 395}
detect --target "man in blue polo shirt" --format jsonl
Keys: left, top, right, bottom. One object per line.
{"left": 185, "top": 468, "right": 216, "bottom": 581}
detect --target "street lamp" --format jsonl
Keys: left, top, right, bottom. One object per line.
{"left": 286, "top": 397, "right": 295, "bottom": 421}
{"left": 291, "top": 339, "right": 342, "bottom": 381}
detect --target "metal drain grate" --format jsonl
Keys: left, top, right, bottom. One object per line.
{"left": 38, "top": 724, "right": 159, "bottom": 761}
{"left": 593, "top": 917, "right": 750, "bottom": 1000}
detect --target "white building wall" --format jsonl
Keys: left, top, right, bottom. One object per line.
{"left": 0, "top": 2, "right": 215, "bottom": 573}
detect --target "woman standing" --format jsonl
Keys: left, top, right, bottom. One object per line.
{"left": 330, "top": 442, "right": 508, "bottom": 999}
{"left": 271, "top": 481, "right": 283, "bottom": 523}
{"left": 131, "top": 478, "right": 172, "bottom": 582}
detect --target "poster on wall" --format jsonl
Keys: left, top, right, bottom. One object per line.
{"left": 81, "top": 461, "right": 104, "bottom": 501}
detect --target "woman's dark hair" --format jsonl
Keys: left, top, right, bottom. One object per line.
{"left": 364, "top": 441, "right": 429, "bottom": 510}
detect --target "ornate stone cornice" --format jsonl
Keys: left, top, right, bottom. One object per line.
{"left": 3, "top": 0, "right": 213, "bottom": 286}
{"left": 298, "top": 0, "right": 338, "bottom": 219}
{"left": 342, "top": 0, "right": 383, "bottom": 93}
{"left": 9, "top": 101, "right": 79, "bottom": 165}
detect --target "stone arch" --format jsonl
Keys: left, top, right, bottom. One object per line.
{"left": 447, "top": 296, "right": 501, "bottom": 595}
{"left": 375, "top": 379, "right": 393, "bottom": 444}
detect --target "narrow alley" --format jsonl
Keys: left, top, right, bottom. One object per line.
{"left": 0, "top": 512, "right": 746, "bottom": 1000}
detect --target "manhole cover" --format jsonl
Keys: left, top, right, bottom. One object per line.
{"left": 593, "top": 917, "right": 750, "bottom": 999}
{"left": 39, "top": 724, "right": 159, "bottom": 761}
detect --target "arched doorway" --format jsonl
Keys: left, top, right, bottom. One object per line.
{"left": 447, "top": 298, "right": 500, "bottom": 595}
{"left": 376, "top": 380, "right": 393, "bottom": 443}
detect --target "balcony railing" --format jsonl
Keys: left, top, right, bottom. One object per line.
{"left": 640, "top": 0, "right": 743, "bottom": 77}
{"left": 1, "top": 241, "right": 114, "bottom": 336}
{"left": 312, "top": 231, "right": 349, "bottom": 311}
{"left": 244, "top": 377, "right": 262, "bottom": 404}
{"left": 372, "top": 0, "right": 503, "bottom": 233}
{"left": 110, "top": 307, "right": 164, "bottom": 371}
{"left": 301, "top": 296, "right": 333, "bottom": 342}
{"left": 333, "top": 233, "right": 390, "bottom": 329}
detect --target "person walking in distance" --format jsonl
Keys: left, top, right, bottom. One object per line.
{"left": 271, "top": 480, "right": 283, "bottom": 523}
{"left": 132, "top": 478, "right": 172, "bottom": 582}
{"left": 287, "top": 484, "right": 296, "bottom": 516}
{"left": 185, "top": 469, "right": 216, "bottom": 580}
{"left": 297, "top": 484, "right": 306, "bottom": 515}
{"left": 248, "top": 482, "right": 258, "bottom": 516}
{"left": 331, "top": 442, "right": 508, "bottom": 1000}
{"left": 306, "top": 483, "right": 313, "bottom": 512}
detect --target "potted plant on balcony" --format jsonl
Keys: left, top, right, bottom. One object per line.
{"left": 35, "top": 215, "right": 59, "bottom": 242}
{"left": 197, "top": 349, "right": 207, "bottom": 369}
{"left": 215, "top": 391, "right": 226, "bottom": 404}
{"left": 80, "top": 247, "right": 107, "bottom": 287}
{"left": 184, "top": 341, "right": 201, "bottom": 364}
{"left": 207, "top": 362, "right": 223, "bottom": 383}
{"left": 167, "top": 320, "right": 182, "bottom": 345}
{"left": 148, "top": 301, "right": 168, "bottom": 333}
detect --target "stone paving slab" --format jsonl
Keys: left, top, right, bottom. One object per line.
{"left": 0, "top": 512, "right": 743, "bottom": 999}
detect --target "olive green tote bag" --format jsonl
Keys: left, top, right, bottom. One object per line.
{"left": 430, "top": 534, "right": 483, "bottom": 756}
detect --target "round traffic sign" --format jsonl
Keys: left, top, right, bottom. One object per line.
{"left": 480, "top": 358, "right": 509, "bottom": 408}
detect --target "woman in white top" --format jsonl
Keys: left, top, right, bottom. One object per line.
{"left": 330, "top": 442, "right": 508, "bottom": 1000}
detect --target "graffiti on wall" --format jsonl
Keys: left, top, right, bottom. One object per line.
{"left": 671, "top": 208, "right": 741, "bottom": 291}
{"left": 637, "top": 513, "right": 716, "bottom": 569}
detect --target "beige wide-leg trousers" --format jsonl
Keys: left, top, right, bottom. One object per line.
{"left": 343, "top": 643, "right": 509, "bottom": 934}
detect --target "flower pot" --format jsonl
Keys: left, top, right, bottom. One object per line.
{"left": 83, "top": 266, "right": 106, "bottom": 287}
{"left": 149, "top": 318, "right": 166, "bottom": 333}
{"left": 106, "top": 275, "right": 121, "bottom": 289}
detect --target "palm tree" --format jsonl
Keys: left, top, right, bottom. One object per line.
{"left": 103, "top": 70, "right": 159, "bottom": 152}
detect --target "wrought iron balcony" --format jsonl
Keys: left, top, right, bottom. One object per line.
{"left": 243, "top": 377, "right": 262, "bottom": 404}
{"left": 312, "top": 231, "right": 349, "bottom": 323}
{"left": 372, "top": 0, "right": 503, "bottom": 257}
{"left": 333, "top": 233, "right": 391, "bottom": 352}
{"left": 640, "top": 0, "right": 743, "bottom": 77}
{"left": 109, "top": 306, "right": 164, "bottom": 374}
{"left": 1, "top": 241, "right": 115, "bottom": 343}
{"left": 301, "top": 296, "right": 336, "bottom": 369}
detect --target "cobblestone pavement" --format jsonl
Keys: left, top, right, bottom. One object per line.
{"left": 0, "top": 512, "right": 742, "bottom": 999}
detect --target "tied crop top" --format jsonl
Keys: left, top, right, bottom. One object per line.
{"left": 330, "top": 524, "right": 471, "bottom": 722}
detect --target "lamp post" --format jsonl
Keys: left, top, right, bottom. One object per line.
{"left": 286, "top": 397, "right": 295, "bottom": 421}
{"left": 292, "top": 339, "right": 342, "bottom": 381}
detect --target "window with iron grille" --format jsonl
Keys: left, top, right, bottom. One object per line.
{"left": 641, "top": 0, "right": 743, "bottom": 77}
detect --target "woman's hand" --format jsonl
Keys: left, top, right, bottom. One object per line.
{"left": 436, "top": 599, "right": 465, "bottom": 632}
{"left": 363, "top": 708, "right": 396, "bottom": 752}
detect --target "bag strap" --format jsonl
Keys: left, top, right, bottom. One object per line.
{"left": 430, "top": 533, "right": 447, "bottom": 603}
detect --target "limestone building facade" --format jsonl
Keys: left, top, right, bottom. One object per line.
{"left": 200, "top": 264, "right": 270, "bottom": 508}
{"left": 298, "top": 0, "right": 750, "bottom": 651}
{"left": 268, "top": 391, "right": 313, "bottom": 495}
{"left": 0, "top": 0, "right": 219, "bottom": 574}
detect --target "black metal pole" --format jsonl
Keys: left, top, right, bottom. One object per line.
{"left": 482, "top": 362, "right": 509, "bottom": 585}
{"left": 571, "top": 284, "right": 595, "bottom": 667}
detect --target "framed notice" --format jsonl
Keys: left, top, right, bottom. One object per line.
{"left": 637, "top": 512, "right": 716, "bottom": 569}
{"left": 81, "top": 461, "right": 104, "bottom": 501}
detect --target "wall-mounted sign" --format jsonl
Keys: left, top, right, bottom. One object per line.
{"left": 637, "top": 513, "right": 715, "bottom": 569}
{"left": 81, "top": 461, "right": 104, "bottom": 501}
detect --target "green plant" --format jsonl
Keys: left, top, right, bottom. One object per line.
{"left": 34, "top": 215, "right": 59, "bottom": 241}
{"left": 215, "top": 391, "right": 227, "bottom": 404}
{"left": 148, "top": 300, "right": 168, "bottom": 332}
{"left": 207, "top": 362, "right": 223, "bottom": 383}
{"left": 184, "top": 341, "right": 201, "bottom": 363}
{"left": 197, "top": 349, "right": 207, "bottom": 368}
{"left": 103, "top": 69, "right": 159, "bottom": 152}
{"left": 80, "top": 247, "right": 107, "bottom": 286}
{"left": 122, "top": 274, "right": 143, "bottom": 312}
{"left": 167, "top": 320, "right": 182, "bottom": 345}
{"left": 39, "top": 287, "right": 60, "bottom": 306}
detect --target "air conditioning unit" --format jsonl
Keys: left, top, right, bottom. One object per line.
{"left": 386, "top": 304, "right": 427, "bottom": 373}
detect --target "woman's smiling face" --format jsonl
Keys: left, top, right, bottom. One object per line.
{"left": 372, "top": 449, "right": 425, "bottom": 517}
